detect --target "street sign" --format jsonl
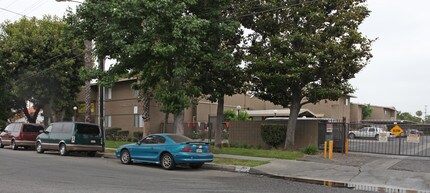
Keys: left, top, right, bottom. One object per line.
{"left": 407, "top": 134, "right": 420, "bottom": 143}
{"left": 379, "top": 132, "right": 389, "bottom": 142}
{"left": 327, "top": 124, "right": 333, "bottom": 133}
{"left": 390, "top": 125, "right": 404, "bottom": 137}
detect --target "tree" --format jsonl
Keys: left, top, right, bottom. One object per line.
{"left": 362, "top": 104, "right": 373, "bottom": 120}
{"left": 0, "top": 64, "right": 13, "bottom": 128}
{"left": 190, "top": 0, "right": 245, "bottom": 148}
{"left": 71, "top": 0, "right": 209, "bottom": 134}
{"left": 397, "top": 112, "right": 422, "bottom": 123}
{"left": 0, "top": 16, "right": 84, "bottom": 124}
{"left": 416, "top": 110, "right": 423, "bottom": 117}
{"left": 239, "top": 0, "right": 373, "bottom": 148}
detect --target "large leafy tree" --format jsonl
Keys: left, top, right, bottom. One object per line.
{"left": 239, "top": 0, "right": 373, "bottom": 148}
{"left": 0, "top": 64, "right": 13, "bottom": 128}
{"left": 71, "top": 0, "right": 208, "bottom": 134}
{"left": 190, "top": 0, "right": 245, "bottom": 148}
{"left": 397, "top": 112, "right": 422, "bottom": 123}
{"left": 0, "top": 16, "right": 84, "bottom": 124}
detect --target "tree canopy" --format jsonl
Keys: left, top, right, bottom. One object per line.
{"left": 0, "top": 16, "right": 84, "bottom": 124}
{"left": 239, "top": 0, "right": 373, "bottom": 148}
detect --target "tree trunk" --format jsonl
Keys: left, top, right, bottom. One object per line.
{"left": 284, "top": 94, "right": 302, "bottom": 149}
{"left": 43, "top": 104, "right": 51, "bottom": 127}
{"left": 215, "top": 97, "right": 224, "bottom": 149}
{"left": 84, "top": 40, "right": 93, "bottom": 122}
{"left": 173, "top": 110, "right": 184, "bottom": 135}
{"left": 140, "top": 94, "right": 150, "bottom": 136}
{"left": 163, "top": 113, "right": 169, "bottom": 133}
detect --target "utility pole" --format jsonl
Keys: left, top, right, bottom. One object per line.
{"left": 425, "top": 105, "right": 427, "bottom": 123}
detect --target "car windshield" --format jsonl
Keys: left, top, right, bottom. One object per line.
{"left": 23, "top": 125, "right": 43, "bottom": 132}
{"left": 76, "top": 124, "right": 100, "bottom": 135}
{"left": 167, "top": 134, "right": 192, "bottom": 143}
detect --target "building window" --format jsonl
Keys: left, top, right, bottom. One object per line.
{"left": 345, "top": 98, "right": 349, "bottom": 106}
{"left": 384, "top": 110, "right": 387, "bottom": 115}
{"left": 134, "top": 115, "right": 144, "bottom": 128}
{"left": 105, "top": 116, "right": 112, "bottom": 127}
{"left": 105, "top": 88, "right": 112, "bottom": 100}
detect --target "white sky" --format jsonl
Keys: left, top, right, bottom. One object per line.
{"left": 0, "top": 0, "right": 429, "bottom": 116}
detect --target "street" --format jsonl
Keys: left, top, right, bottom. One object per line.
{"left": 0, "top": 148, "right": 370, "bottom": 193}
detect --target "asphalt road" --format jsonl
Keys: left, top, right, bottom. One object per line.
{"left": 0, "top": 148, "right": 371, "bottom": 193}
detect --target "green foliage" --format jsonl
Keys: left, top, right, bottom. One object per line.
{"left": 303, "top": 145, "right": 319, "bottom": 155}
{"left": 238, "top": 0, "right": 373, "bottom": 147}
{"left": 397, "top": 112, "right": 422, "bottom": 123}
{"left": 0, "top": 16, "right": 84, "bottom": 123}
{"left": 211, "top": 147, "right": 304, "bottom": 160}
{"left": 132, "top": 131, "right": 143, "bottom": 142}
{"left": 362, "top": 104, "right": 373, "bottom": 120}
{"left": 260, "top": 124, "right": 287, "bottom": 148}
{"left": 224, "top": 110, "right": 237, "bottom": 121}
{"left": 224, "top": 109, "right": 252, "bottom": 121}
{"left": 105, "top": 127, "right": 122, "bottom": 140}
{"left": 213, "top": 158, "right": 269, "bottom": 167}
{"left": 70, "top": 0, "right": 209, "bottom": 118}
{"left": 117, "top": 131, "right": 130, "bottom": 141}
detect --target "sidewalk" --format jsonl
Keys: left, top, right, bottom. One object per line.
{"left": 102, "top": 149, "right": 430, "bottom": 192}
{"left": 215, "top": 153, "right": 430, "bottom": 192}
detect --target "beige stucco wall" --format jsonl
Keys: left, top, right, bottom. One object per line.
{"left": 77, "top": 80, "right": 396, "bottom": 138}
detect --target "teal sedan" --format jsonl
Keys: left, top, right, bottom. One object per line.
{"left": 115, "top": 134, "right": 213, "bottom": 170}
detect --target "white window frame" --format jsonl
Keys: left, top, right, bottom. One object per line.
{"left": 104, "top": 115, "right": 112, "bottom": 127}
{"left": 105, "top": 87, "right": 112, "bottom": 100}
{"left": 134, "top": 114, "right": 144, "bottom": 128}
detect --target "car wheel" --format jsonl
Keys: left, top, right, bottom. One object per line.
{"left": 190, "top": 163, "right": 204, "bottom": 169}
{"left": 0, "top": 139, "right": 4, "bottom": 148}
{"left": 348, "top": 133, "right": 355, "bottom": 139}
{"left": 11, "top": 140, "right": 18, "bottom": 150}
{"left": 120, "top": 149, "right": 132, "bottom": 164}
{"left": 375, "top": 134, "right": 379, "bottom": 140}
{"left": 161, "top": 153, "right": 176, "bottom": 170}
{"left": 59, "top": 143, "right": 68, "bottom": 156}
{"left": 87, "top": 151, "right": 97, "bottom": 157}
{"left": 36, "top": 142, "right": 44, "bottom": 153}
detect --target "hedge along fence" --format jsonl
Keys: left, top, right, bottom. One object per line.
{"left": 261, "top": 124, "right": 287, "bottom": 148}
{"left": 228, "top": 120, "right": 320, "bottom": 149}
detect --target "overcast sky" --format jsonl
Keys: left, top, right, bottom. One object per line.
{"left": 0, "top": 0, "right": 429, "bottom": 116}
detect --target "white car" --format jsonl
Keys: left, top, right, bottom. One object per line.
{"left": 348, "top": 127, "right": 393, "bottom": 140}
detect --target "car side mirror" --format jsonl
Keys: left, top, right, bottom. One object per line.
{"left": 44, "top": 130, "right": 50, "bottom": 134}
{"left": 137, "top": 141, "right": 142, "bottom": 145}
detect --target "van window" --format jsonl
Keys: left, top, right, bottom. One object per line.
{"left": 76, "top": 124, "right": 100, "bottom": 135}
{"left": 4, "top": 124, "right": 14, "bottom": 132}
{"left": 23, "top": 125, "right": 43, "bottom": 132}
{"left": 12, "top": 124, "right": 21, "bottom": 132}
{"left": 61, "top": 123, "right": 74, "bottom": 133}
{"left": 51, "top": 124, "right": 63, "bottom": 133}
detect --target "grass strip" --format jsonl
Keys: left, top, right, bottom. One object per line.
{"left": 213, "top": 157, "right": 269, "bottom": 167}
{"left": 105, "top": 140, "right": 131, "bottom": 149}
{"left": 212, "top": 147, "right": 304, "bottom": 160}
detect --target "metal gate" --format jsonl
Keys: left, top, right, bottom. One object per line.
{"left": 319, "top": 122, "right": 430, "bottom": 157}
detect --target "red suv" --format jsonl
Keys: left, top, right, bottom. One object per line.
{"left": 0, "top": 123, "right": 44, "bottom": 150}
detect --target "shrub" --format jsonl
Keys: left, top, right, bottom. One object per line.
{"left": 106, "top": 127, "right": 122, "bottom": 140}
{"left": 133, "top": 131, "right": 143, "bottom": 142}
{"left": 261, "top": 124, "right": 287, "bottom": 148}
{"left": 117, "top": 130, "right": 130, "bottom": 141}
{"left": 303, "top": 145, "right": 319, "bottom": 155}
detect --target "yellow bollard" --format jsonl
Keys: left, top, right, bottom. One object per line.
{"left": 324, "top": 141, "right": 327, "bottom": 158}
{"left": 328, "top": 140, "right": 333, "bottom": 160}
{"left": 345, "top": 138, "right": 349, "bottom": 156}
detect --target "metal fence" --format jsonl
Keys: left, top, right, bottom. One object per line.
{"left": 319, "top": 122, "right": 430, "bottom": 157}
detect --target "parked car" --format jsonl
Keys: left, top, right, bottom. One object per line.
{"left": 36, "top": 122, "right": 103, "bottom": 156}
{"left": 348, "top": 127, "right": 393, "bottom": 140}
{"left": 116, "top": 134, "right": 213, "bottom": 170}
{"left": 0, "top": 122, "right": 44, "bottom": 150}
{"left": 406, "top": 129, "right": 424, "bottom": 136}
